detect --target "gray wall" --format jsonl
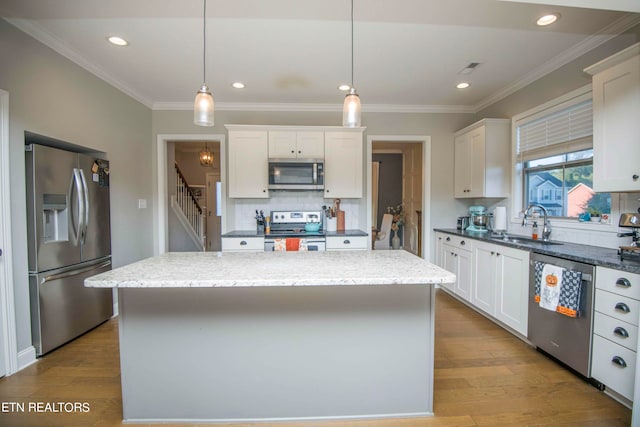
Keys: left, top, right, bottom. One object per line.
{"left": 372, "top": 153, "right": 403, "bottom": 228}
{"left": 0, "top": 19, "right": 153, "bottom": 354}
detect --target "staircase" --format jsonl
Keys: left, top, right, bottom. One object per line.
{"left": 171, "top": 164, "right": 205, "bottom": 251}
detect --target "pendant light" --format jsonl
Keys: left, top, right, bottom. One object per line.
{"left": 194, "top": 0, "right": 214, "bottom": 127}
{"left": 199, "top": 142, "right": 214, "bottom": 166}
{"left": 342, "top": 0, "right": 361, "bottom": 128}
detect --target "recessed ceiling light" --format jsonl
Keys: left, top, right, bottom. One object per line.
{"left": 536, "top": 13, "right": 559, "bottom": 26}
{"left": 338, "top": 84, "right": 351, "bottom": 91}
{"left": 456, "top": 82, "right": 470, "bottom": 89}
{"left": 107, "top": 36, "right": 128, "bottom": 46}
{"left": 232, "top": 82, "right": 246, "bottom": 89}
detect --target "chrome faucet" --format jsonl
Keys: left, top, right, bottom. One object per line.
{"left": 522, "top": 204, "right": 552, "bottom": 241}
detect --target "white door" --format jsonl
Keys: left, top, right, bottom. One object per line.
{"left": 206, "top": 173, "right": 221, "bottom": 252}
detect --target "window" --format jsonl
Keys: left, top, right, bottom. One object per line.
{"left": 523, "top": 149, "right": 610, "bottom": 217}
{"left": 515, "top": 90, "right": 611, "bottom": 218}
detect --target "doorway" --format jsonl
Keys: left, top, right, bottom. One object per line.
{"left": 205, "top": 172, "right": 221, "bottom": 252}
{"left": 368, "top": 136, "right": 431, "bottom": 259}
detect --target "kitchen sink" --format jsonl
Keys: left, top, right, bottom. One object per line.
{"left": 489, "top": 234, "right": 563, "bottom": 245}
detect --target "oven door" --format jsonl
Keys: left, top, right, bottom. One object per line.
{"left": 268, "top": 160, "right": 323, "bottom": 191}
{"left": 264, "top": 238, "right": 325, "bottom": 251}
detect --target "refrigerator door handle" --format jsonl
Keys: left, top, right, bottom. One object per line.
{"left": 78, "top": 168, "right": 90, "bottom": 244}
{"left": 68, "top": 169, "right": 83, "bottom": 246}
{"left": 41, "top": 259, "right": 112, "bottom": 284}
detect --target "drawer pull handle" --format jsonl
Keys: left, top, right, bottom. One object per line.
{"left": 616, "top": 278, "right": 632, "bottom": 288}
{"left": 614, "top": 327, "right": 629, "bottom": 338}
{"left": 460, "top": 240, "right": 465, "bottom": 246}
{"left": 615, "top": 302, "right": 631, "bottom": 313}
{"left": 343, "top": 240, "right": 351, "bottom": 244}
{"left": 240, "top": 241, "right": 247, "bottom": 246}
{"left": 611, "top": 356, "right": 627, "bottom": 368}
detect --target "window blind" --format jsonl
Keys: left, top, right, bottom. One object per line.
{"left": 516, "top": 99, "right": 593, "bottom": 160}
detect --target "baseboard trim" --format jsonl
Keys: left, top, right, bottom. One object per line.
{"left": 16, "top": 346, "right": 37, "bottom": 372}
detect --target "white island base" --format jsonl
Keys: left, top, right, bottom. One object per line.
{"left": 87, "top": 251, "right": 453, "bottom": 423}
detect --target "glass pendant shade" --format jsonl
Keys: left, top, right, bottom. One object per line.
{"left": 194, "top": 85, "right": 214, "bottom": 127}
{"left": 199, "top": 143, "right": 214, "bottom": 166}
{"left": 342, "top": 88, "right": 361, "bottom": 127}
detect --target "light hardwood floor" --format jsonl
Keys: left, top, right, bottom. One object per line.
{"left": 0, "top": 289, "right": 631, "bottom": 426}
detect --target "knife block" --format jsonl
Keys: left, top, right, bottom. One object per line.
{"left": 337, "top": 210, "right": 345, "bottom": 231}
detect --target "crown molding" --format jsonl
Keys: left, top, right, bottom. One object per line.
{"left": 5, "top": 18, "right": 155, "bottom": 109}
{"left": 153, "top": 101, "right": 476, "bottom": 114}
{"left": 472, "top": 13, "right": 640, "bottom": 112}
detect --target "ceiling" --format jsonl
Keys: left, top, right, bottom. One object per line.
{"left": 2, "top": 0, "right": 639, "bottom": 113}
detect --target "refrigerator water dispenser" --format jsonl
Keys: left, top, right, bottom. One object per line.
{"left": 42, "top": 193, "right": 68, "bottom": 243}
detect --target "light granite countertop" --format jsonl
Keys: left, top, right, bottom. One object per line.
{"left": 85, "top": 250, "right": 455, "bottom": 288}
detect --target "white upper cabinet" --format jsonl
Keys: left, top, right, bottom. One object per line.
{"left": 324, "top": 130, "right": 364, "bottom": 199}
{"left": 268, "top": 131, "right": 324, "bottom": 159}
{"left": 585, "top": 43, "right": 640, "bottom": 192}
{"left": 454, "top": 119, "right": 510, "bottom": 198}
{"left": 227, "top": 130, "right": 269, "bottom": 198}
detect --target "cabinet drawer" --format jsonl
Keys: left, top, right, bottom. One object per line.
{"left": 441, "top": 234, "right": 473, "bottom": 250}
{"left": 326, "top": 236, "right": 368, "bottom": 250}
{"left": 594, "top": 312, "right": 639, "bottom": 352}
{"left": 596, "top": 267, "right": 640, "bottom": 300}
{"left": 595, "top": 289, "right": 640, "bottom": 326}
{"left": 221, "top": 237, "right": 264, "bottom": 252}
{"left": 591, "top": 334, "right": 636, "bottom": 401}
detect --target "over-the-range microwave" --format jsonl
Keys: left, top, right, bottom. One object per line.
{"left": 268, "top": 159, "right": 324, "bottom": 191}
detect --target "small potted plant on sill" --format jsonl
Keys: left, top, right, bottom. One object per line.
{"left": 587, "top": 206, "right": 601, "bottom": 222}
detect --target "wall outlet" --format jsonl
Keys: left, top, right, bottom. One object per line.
{"left": 138, "top": 199, "right": 147, "bottom": 209}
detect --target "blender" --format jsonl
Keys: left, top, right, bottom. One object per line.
{"left": 467, "top": 205, "right": 490, "bottom": 233}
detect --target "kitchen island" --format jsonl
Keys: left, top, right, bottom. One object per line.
{"left": 86, "top": 250, "right": 455, "bottom": 423}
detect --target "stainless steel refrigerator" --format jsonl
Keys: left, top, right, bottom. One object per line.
{"left": 26, "top": 142, "right": 113, "bottom": 356}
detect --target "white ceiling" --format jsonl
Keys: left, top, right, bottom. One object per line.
{"left": 2, "top": 0, "right": 639, "bottom": 113}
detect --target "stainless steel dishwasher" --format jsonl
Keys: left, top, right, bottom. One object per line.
{"left": 528, "top": 253, "right": 596, "bottom": 380}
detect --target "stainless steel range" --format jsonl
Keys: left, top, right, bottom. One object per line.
{"left": 264, "top": 210, "right": 325, "bottom": 251}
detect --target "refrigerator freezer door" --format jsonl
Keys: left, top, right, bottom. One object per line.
{"left": 26, "top": 144, "right": 82, "bottom": 272}
{"left": 29, "top": 258, "right": 113, "bottom": 356}
{"left": 78, "top": 154, "right": 111, "bottom": 262}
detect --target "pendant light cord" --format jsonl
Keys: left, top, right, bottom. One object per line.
{"left": 350, "top": 0, "right": 354, "bottom": 88}
{"left": 202, "top": 0, "right": 207, "bottom": 85}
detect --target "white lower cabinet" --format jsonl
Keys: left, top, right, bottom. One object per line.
{"left": 221, "top": 237, "right": 264, "bottom": 252}
{"left": 591, "top": 266, "right": 640, "bottom": 402}
{"left": 472, "top": 241, "right": 529, "bottom": 335}
{"left": 326, "top": 235, "right": 368, "bottom": 251}
{"left": 436, "top": 232, "right": 530, "bottom": 337}
{"left": 437, "top": 233, "right": 472, "bottom": 301}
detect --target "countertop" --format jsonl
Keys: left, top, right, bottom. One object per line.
{"left": 85, "top": 250, "right": 455, "bottom": 288}
{"left": 435, "top": 228, "right": 640, "bottom": 274}
{"left": 222, "top": 229, "right": 368, "bottom": 238}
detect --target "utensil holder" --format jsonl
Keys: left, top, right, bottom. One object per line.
{"left": 326, "top": 217, "right": 337, "bottom": 232}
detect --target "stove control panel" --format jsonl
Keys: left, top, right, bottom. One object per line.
{"left": 271, "top": 211, "right": 322, "bottom": 224}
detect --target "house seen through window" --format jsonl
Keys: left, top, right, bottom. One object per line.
{"left": 524, "top": 149, "right": 611, "bottom": 218}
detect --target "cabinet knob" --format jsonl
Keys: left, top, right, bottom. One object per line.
{"left": 614, "top": 326, "right": 629, "bottom": 338}
{"left": 633, "top": 174, "right": 639, "bottom": 181}
{"left": 460, "top": 240, "right": 465, "bottom": 246}
{"left": 615, "top": 302, "right": 631, "bottom": 313}
{"left": 263, "top": 189, "right": 266, "bottom": 193}
{"left": 298, "top": 150, "right": 302, "bottom": 154}
{"left": 491, "top": 251, "right": 495, "bottom": 255}
{"left": 291, "top": 150, "right": 295, "bottom": 153}
{"left": 616, "top": 278, "right": 631, "bottom": 288}
{"left": 446, "top": 237, "right": 451, "bottom": 242}
{"left": 496, "top": 252, "right": 501, "bottom": 256}
{"left": 326, "top": 189, "right": 330, "bottom": 193}
{"left": 611, "top": 356, "right": 627, "bottom": 368}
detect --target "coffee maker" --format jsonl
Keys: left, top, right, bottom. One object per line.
{"left": 467, "top": 205, "right": 490, "bottom": 233}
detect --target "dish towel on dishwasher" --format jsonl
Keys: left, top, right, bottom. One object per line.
{"left": 534, "top": 261, "right": 583, "bottom": 317}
